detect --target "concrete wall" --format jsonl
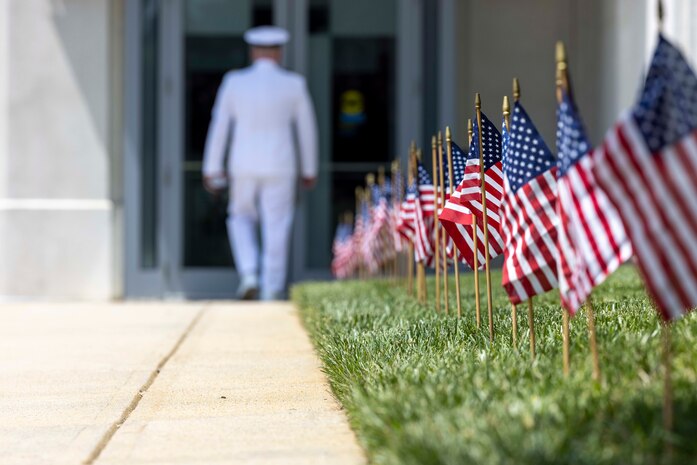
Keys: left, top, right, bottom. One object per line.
{"left": 452, "top": 0, "right": 697, "bottom": 149}
{"left": 0, "top": 0, "right": 122, "bottom": 299}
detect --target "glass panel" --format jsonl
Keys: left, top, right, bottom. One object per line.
{"left": 182, "top": 0, "right": 271, "bottom": 267}
{"left": 305, "top": 0, "right": 396, "bottom": 269}
{"left": 141, "top": 0, "right": 158, "bottom": 268}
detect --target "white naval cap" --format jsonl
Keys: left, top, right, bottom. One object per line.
{"left": 243, "top": 26, "right": 290, "bottom": 47}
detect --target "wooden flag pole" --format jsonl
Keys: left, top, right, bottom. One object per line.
{"left": 586, "top": 297, "right": 601, "bottom": 381}
{"left": 562, "top": 310, "right": 570, "bottom": 376}
{"left": 475, "top": 94, "right": 494, "bottom": 342}
{"left": 391, "top": 160, "right": 400, "bottom": 283}
{"left": 557, "top": 41, "right": 603, "bottom": 381}
{"left": 468, "top": 119, "right": 481, "bottom": 328}
{"left": 658, "top": 0, "right": 664, "bottom": 33}
{"left": 431, "top": 136, "right": 442, "bottom": 313}
{"left": 365, "top": 173, "right": 376, "bottom": 278}
{"left": 662, "top": 320, "right": 674, "bottom": 458}
{"left": 528, "top": 297, "right": 536, "bottom": 359}
{"left": 503, "top": 95, "right": 517, "bottom": 349}
{"left": 446, "top": 127, "right": 463, "bottom": 318}
{"left": 416, "top": 148, "right": 428, "bottom": 302}
{"left": 437, "top": 132, "right": 450, "bottom": 315}
{"left": 555, "top": 44, "right": 571, "bottom": 377}
{"left": 405, "top": 158, "right": 415, "bottom": 295}
{"left": 411, "top": 151, "right": 422, "bottom": 301}
{"left": 513, "top": 78, "right": 535, "bottom": 358}
{"left": 355, "top": 186, "right": 364, "bottom": 281}
{"left": 377, "top": 166, "right": 388, "bottom": 278}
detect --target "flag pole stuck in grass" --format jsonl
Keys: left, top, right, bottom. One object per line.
{"left": 437, "top": 131, "right": 450, "bottom": 315}
{"left": 554, "top": 44, "right": 572, "bottom": 378}
{"left": 391, "top": 159, "right": 401, "bottom": 283}
{"left": 431, "top": 135, "right": 441, "bottom": 313}
{"left": 502, "top": 95, "right": 518, "bottom": 349}
{"left": 662, "top": 320, "right": 673, "bottom": 457}
{"left": 404, "top": 181, "right": 414, "bottom": 296}
{"left": 414, "top": 149, "right": 427, "bottom": 304}
{"left": 511, "top": 77, "right": 537, "bottom": 360}
{"left": 446, "top": 126, "right": 463, "bottom": 318}
{"left": 475, "top": 93, "right": 494, "bottom": 342}
{"left": 468, "top": 118, "right": 481, "bottom": 328}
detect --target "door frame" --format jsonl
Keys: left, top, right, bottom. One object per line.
{"left": 123, "top": 0, "right": 437, "bottom": 298}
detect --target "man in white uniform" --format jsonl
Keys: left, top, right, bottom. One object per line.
{"left": 202, "top": 26, "right": 318, "bottom": 300}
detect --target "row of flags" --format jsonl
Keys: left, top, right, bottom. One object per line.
{"left": 332, "top": 34, "right": 697, "bottom": 323}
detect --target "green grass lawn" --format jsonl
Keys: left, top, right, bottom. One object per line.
{"left": 292, "top": 266, "right": 697, "bottom": 465}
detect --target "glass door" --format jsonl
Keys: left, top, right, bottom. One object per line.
{"left": 301, "top": 0, "right": 397, "bottom": 273}
{"left": 126, "top": 0, "right": 420, "bottom": 298}
{"left": 159, "top": 0, "right": 274, "bottom": 298}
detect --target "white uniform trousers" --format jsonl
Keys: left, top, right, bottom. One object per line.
{"left": 227, "top": 176, "right": 296, "bottom": 298}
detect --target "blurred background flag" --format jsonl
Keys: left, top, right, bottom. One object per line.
{"left": 417, "top": 161, "right": 436, "bottom": 217}
{"left": 331, "top": 220, "right": 354, "bottom": 279}
{"left": 593, "top": 35, "right": 697, "bottom": 321}
{"left": 397, "top": 181, "right": 417, "bottom": 245}
{"left": 391, "top": 166, "right": 406, "bottom": 253}
{"left": 414, "top": 160, "right": 435, "bottom": 265}
{"left": 501, "top": 102, "right": 559, "bottom": 304}
{"left": 556, "top": 86, "right": 633, "bottom": 315}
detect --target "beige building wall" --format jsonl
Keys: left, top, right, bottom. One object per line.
{"left": 454, "top": 0, "right": 696, "bottom": 148}
{"left": 0, "top": 0, "right": 122, "bottom": 299}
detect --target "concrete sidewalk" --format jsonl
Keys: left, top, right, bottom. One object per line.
{"left": 0, "top": 302, "right": 364, "bottom": 465}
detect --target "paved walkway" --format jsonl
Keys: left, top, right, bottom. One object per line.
{"left": 0, "top": 302, "right": 364, "bottom": 465}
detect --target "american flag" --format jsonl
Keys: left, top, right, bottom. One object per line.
{"left": 331, "top": 222, "right": 355, "bottom": 279}
{"left": 414, "top": 160, "right": 435, "bottom": 264}
{"left": 358, "top": 194, "right": 379, "bottom": 273}
{"left": 441, "top": 138, "right": 468, "bottom": 262}
{"left": 353, "top": 200, "right": 367, "bottom": 270}
{"left": 410, "top": 182, "right": 434, "bottom": 264}
{"left": 397, "top": 183, "right": 416, "bottom": 244}
{"left": 458, "top": 115, "right": 505, "bottom": 260}
{"left": 391, "top": 170, "right": 406, "bottom": 252}
{"left": 593, "top": 36, "right": 697, "bottom": 321}
{"left": 438, "top": 140, "right": 480, "bottom": 268}
{"left": 368, "top": 181, "right": 393, "bottom": 268}
{"left": 417, "top": 161, "right": 436, "bottom": 216}
{"left": 501, "top": 102, "right": 559, "bottom": 304}
{"left": 556, "top": 88, "right": 633, "bottom": 314}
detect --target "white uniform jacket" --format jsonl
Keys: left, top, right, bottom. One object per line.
{"left": 202, "top": 58, "right": 318, "bottom": 180}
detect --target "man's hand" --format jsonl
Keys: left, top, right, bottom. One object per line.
{"left": 203, "top": 174, "right": 228, "bottom": 195}
{"left": 301, "top": 177, "right": 317, "bottom": 190}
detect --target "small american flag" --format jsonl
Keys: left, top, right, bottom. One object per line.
{"left": 441, "top": 139, "right": 467, "bottom": 262}
{"left": 438, "top": 140, "right": 480, "bottom": 268}
{"left": 414, "top": 161, "right": 435, "bottom": 264}
{"left": 359, "top": 196, "right": 379, "bottom": 273}
{"left": 593, "top": 35, "right": 697, "bottom": 321}
{"left": 417, "top": 161, "right": 436, "bottom": 216}
{"left": 391, "top": 170, "right": 406, "bottom": 252}
{"left": 397, "top": 183, "right": 416, "bottom": 244}
{"left": 501, "top": 102, "right": 559, "bottom": 304}
{"left": 331, "top": 222, "right": 355, "bottom": 279}
{"left": 353, "top": 201, "right": 367, "bottom": 270}
{"left": 556, "top": 88, "right": 633, "bottom": 314}
{"left": 458, "top": 115, "right": 505, "bottom": 260}
{"left": 410, "top": 183, "right": 434, "bottom": 264}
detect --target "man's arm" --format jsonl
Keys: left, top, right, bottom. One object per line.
{"left": 295, "top": 78, "right": 318, "bottom": 188}
{"left": 202, "top": 75, "right": 232, "bottom": 192}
